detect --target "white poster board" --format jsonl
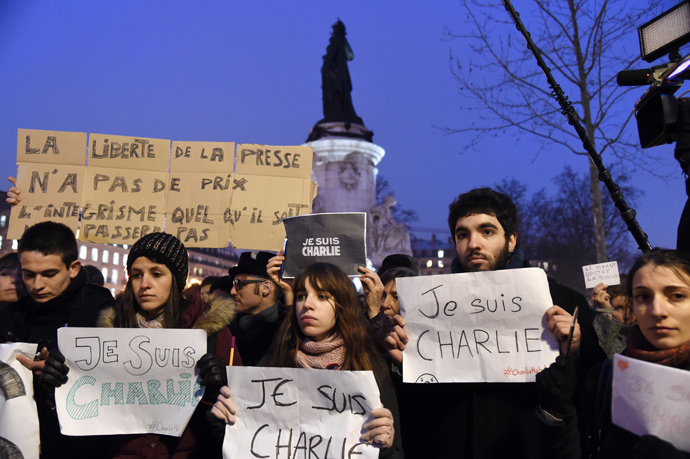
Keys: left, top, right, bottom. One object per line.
{"left": 0, "top": 343, "right": 40, "bottom": 459}
{"left": 397, "top": 268, "right": 560, "bottom": 383}
{"left": 55, "top": 327, "right": 206, "bottom": 436}
{"left": 582, "top": 261, "right": 620, "bottom": 289}
{"left": 222, "top": 366, "right": 381, "bottom": 459}
{"left": 612, "top": 354, "right": 690, "bottom": 452}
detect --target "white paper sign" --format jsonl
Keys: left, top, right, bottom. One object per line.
{"left": 55, "top": 327, "right": 206, "bottom": 436}
{"left": 612, "top": 354, "right": 690, "bottom": 452}
{"left": 0, "top": 343, "right": 40, "bottom": 459}
{"left": 397, "top": 268, "right": 560, "bottom": 383}
{"left": 582, "top": 261, "right": 620, "bottom": 289}
{"left": 222, "top": 366, "right": 381, "bottom": 459}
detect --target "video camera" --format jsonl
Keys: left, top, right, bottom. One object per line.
{"left": 620, "top": 0, "right": 690, "bottom": 169}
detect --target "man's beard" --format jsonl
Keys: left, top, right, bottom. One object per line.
{"left": 462, "top": 242, "right": 511, "bottom": 272}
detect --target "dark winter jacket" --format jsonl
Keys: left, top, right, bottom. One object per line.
{"left": 96, "top": 290, "right": 241, "bottom": 459}
{"left": 0, "top": 267, "right": 116, "bottom": 459}
{"left": 229, "top": 300, "right": 284, "bottom": 366}
{"left": 398, "top": 250, "right": 605, "bottom": 459}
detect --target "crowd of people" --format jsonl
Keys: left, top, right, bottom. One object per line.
{"left": 1, "top": 178, "right": 689, "bottom": 458}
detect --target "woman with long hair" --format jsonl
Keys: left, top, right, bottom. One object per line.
{"left": 43, "top": 232, "right": 240, "bottom": 458}
{"left": 538, "top": 248, "right": 690, "bottom": 458}
{"left": 212, "top": 261, "right": 403, "bottom": 457}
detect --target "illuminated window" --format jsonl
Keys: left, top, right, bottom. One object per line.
{"left": 438, "top": 260, "right": 444, "bottom": 268}
{"left": 91, "top": 248, "right": 98, "bottom": 262}
{"left": 0, "top": 215, "right": 6, "bottom": 227}
{"left": 437, "top": 250, "right": 444, "bottom": 258}
{"left": 102, "top": 250, "right": 109, "bottom": 264}
{"left": 101, "top": 267, "right": 108, "bottom": 282}
{"left": 79, "top": 246, "right": 87, "bottom": 260}
{"left": 123, "top": 254, "right": 128, "bottom": 267}
{"left": 0, "top": 236, "right": 3, "bottom": 247}
{"left": 11, "top": 240, "right": 18, "bottom": 250}
{"left": 426, "top": 260, "right": 432, "bottom": 268}
{"left": 111, "top": 269, "right": 118, "bottom": 284}
{"left": 113, "top": 252, "right": 120, "bottom": 266}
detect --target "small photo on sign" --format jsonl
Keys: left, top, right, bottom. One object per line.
{"left": 282, "top": 212, "right": 367, "bottom": 278}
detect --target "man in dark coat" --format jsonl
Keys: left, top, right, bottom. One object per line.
{"left": 386, "top": 188, "right": 606, "bottom": 459}
{"left": 227, "top": 251, "right": 284, "bottom": 366}
{"left": 0, "top": 221, "right": 115, "bottom": 458}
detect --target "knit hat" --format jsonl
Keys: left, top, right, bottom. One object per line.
{"left": 127, "top": 232, "right": 189, "bottom": 290}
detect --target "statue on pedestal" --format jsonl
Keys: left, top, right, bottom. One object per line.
{"left": 368, "top": 195, "right": 413, "bottom": 267}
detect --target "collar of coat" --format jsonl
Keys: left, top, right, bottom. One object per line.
{"left": 97, "top": 290, "right": 236, "bottom": 336}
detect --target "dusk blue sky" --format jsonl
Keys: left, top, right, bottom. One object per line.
{"left": 1, "top": 0, "right": 686, "bottom": 254}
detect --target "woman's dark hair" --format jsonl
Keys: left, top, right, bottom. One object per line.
{"left": 268, "top": 263, "right": 391, "bottom": 386}
{"left": 118, "top": 256, "right": 185, "bottom": 328}
{"left": 625, "top": 249, "right": 690, "bottom": 322}
{"left": 0, "top": 252, "right": 20, "bottom": 272}
{"left": 380, "top": 266, "right": 415, "bottom": 287}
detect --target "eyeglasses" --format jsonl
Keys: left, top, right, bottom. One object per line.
{"left": 232, "top": 278, "right": 266, "bottom": 290}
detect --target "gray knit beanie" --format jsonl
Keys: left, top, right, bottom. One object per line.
{"left": 127, "top": 232, "right": 188, "bottom": 290}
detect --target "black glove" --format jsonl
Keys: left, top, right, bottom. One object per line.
{"left": 205, "top": 407, "right": 229, "bottom": 440}
{"left": 633, "top": 434, "right": 686, "bottom": 459}
{"left": 536, "top": 354, "right": 577, "bottom": 420}
{"left": 197, "top": 353, "right": 228, "bottom": 388}
{"left": 38, "top": 349, "right": 69, "bottom": 390}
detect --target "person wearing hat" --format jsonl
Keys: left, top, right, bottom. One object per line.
{"left": 39, "top": 232, "right": 240, "bottom": 458}
{"left": 228, "top": 251, "right": 285, "bottom": 366}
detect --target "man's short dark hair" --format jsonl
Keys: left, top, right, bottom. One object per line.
{"left": 448, "top": 188, "right": 518, "bottom": 243}
{"left": 17, "top": 221, "right": 78, "bottom": 267}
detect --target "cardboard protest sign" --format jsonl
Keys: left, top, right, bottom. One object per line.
{"left": 229, "top": 144, "right": 316, "bottom": 251}
{"left": 612, "top": 354, "right": 690, "bottom": 452}
{"left": 18, "top": 128, "right": 87, "bottom": 165}
{"left": 397, "top": 268, "right": 560, "bottom": 383}
{"left": 0, "top": 343, "right": 40, "bottom": 459}
{"left": 167, "top": 141, "right": 235, "bottom": 247}
{"left": 222, "top": 366, "right": 381, "bottom": 459}
{"left": 582, "top": 261, "right": 620, "bottom": 289}
{"left": 80, "top": 167, "right": 167, "bottom": 244}
{"left": 9, "top": 129, "right": 88, "bottom": 239}
{"left": 282, "top": 212, "right": 367, "bottom": 277}
{"left": 9, "top": 130, "right": 317, "bottom": 249}
{"left": 88, "top": 133, "right": 170, "bottom": 171}
{"left": 8, "top": 163, "right": 85, "bottom": 239}
{"left": 55, "top": 327, "right": 206, "bottom": 437}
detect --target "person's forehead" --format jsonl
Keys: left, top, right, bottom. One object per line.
{"left": 454, "top": 213, "right": 504, "bottom": 231}
{"left": 131, "top": 256, "right": 170, "bottom": 272}
{"left": 20, "top": 251, "right": 67, "bottom": 271}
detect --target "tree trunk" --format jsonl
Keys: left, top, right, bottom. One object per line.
{"left": 588, "top": 157, "right": 608, "bottom": 262}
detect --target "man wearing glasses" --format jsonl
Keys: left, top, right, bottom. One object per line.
{"left": 228, "top": 251, "right": 284, "bottom": 366}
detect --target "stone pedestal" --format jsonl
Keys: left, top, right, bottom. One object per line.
{"left": 305, "top": 134, "right": 412, "bottom": 268}
{"left": 305, "top": 137, "right": 384, "bottom": 214}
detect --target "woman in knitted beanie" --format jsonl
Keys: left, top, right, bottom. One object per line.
{"left": 96, "top": 232, "right": 239, "bottom": 458}
{"left": 538, "top": 248, "right": 690, "bottom": 458}
{"left": 211, "top": 261, "right": 403, "bottom": 458}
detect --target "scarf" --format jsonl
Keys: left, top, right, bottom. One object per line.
{"left": 295, "top": 333, "right": 346, "bottom": 370}
{"left": 622, "top": 325, "right": 690, "bottom": 369}
{"left": 136, "top": 312, "right": 165, "bottom": 329}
